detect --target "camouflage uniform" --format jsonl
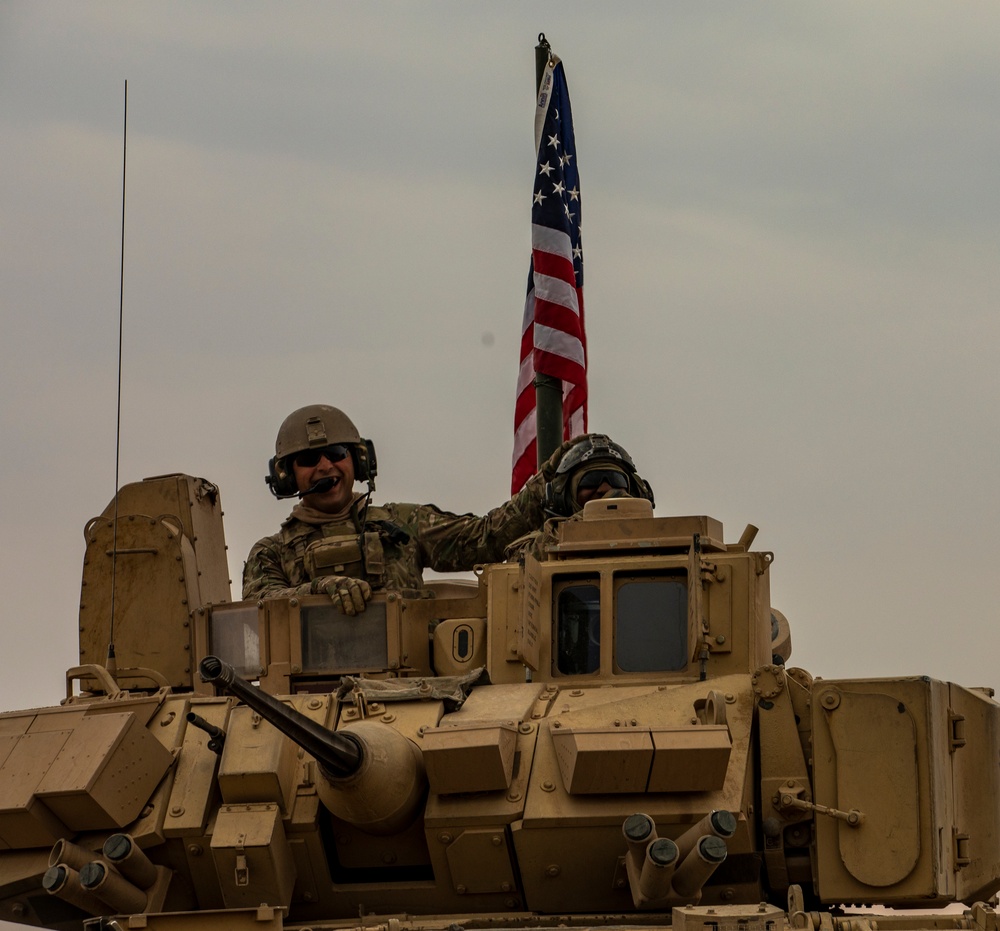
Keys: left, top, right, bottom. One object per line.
{"left": 243, "top": 473, "right": 547, "bottom": 601}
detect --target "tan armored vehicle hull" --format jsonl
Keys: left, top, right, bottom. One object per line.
{"left": 0, "top": 475, "right": 997, "bottom": 931}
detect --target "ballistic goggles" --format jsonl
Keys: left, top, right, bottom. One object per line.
{"left": 577, "top": 469, "right": 629, "bottom": 491}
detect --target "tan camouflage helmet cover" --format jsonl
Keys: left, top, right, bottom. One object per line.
{"left": 274, "top": 405, "right": 362, "bottom": 460}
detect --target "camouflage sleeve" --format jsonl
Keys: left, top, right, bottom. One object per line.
{"left": 406, "top": 471, "right": 548, "bottom": 573}
{"left": 242, "top": 536, "right": 315, "bottom": 601}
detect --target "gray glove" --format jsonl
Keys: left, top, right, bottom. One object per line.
{"left": 540, "top": 434, "right": 593, "bottom": 481}
{"left": 310, "top": 576, "right": 373, "bottom": 616}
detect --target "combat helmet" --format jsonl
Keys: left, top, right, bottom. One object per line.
{"left": 545, "top": 433, "right": 654, "bottom": 517}
{"left": 266, "top": 404, "right": 377, "bottom": 499}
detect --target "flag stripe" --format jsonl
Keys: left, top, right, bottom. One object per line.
{"left": 532, "top": 271, "right": 580, "bottom": 316}
{"left": 534, "top": 323, "right": 586, "bottom": 368}
{"left": 531, "top": 224, "right": 573, "bottom": 261}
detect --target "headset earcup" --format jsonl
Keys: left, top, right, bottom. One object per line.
{"left": 364, "top": 439, "right": 377, "bottom": 482}
{"left": 353, "top": 439, "right": 377, "bottom": 483}
{"left": 266, "top": 456, "right": 298, "bottom": 498}
{"left": 638, "top": 477, "right": 655, "bottom": 510}
{"left": 351, "top": 448, "right": 366, "bottom": 482}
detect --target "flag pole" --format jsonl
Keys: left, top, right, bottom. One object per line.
{"left": 533, "top": 33, "right": 564, "bottom": 468}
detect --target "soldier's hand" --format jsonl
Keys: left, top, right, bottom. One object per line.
{"left": 312, "top": 576, "right": 372, "bottom": 616}
{"left": 540, "top": 434, "right": 593, "bottom": 481}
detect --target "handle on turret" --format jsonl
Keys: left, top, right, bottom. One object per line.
{"left": 198, "top": 655, "right": 362, "bottom": 779}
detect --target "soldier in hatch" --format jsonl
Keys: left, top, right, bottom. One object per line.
{"left": 243, "top": 404, "right": 582, "bottom": 614}
{"left": 505, "top": 434, "right": 655, "bottom": 560}
{"left": 543, "top": 433, "right": 654, "bottom": 517}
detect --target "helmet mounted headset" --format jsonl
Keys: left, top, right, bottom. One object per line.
{"left": 266, "top": 405, "right": 378, "bottom": 500}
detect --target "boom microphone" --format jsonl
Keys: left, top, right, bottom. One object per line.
{"left": 299, "top": 477, "right": 335, "bottom": 497}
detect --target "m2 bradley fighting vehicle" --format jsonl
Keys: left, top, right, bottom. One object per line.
{"left": 0, "top": 470, "right": 998, "bottom": 931}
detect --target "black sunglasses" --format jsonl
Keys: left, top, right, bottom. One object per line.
{"left": 577, "top": 469, "right": 629, "bottom": 491}
{"left": 293, "top": 444, "right": 350, "bottom": 468}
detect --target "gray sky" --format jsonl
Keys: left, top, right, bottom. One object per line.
{"left": 2, "top": 1, "right": 999, "bottom": 712}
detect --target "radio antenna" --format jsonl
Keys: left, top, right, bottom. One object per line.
{"left": 107, "top": 79, "right": 128, "bottom": 676}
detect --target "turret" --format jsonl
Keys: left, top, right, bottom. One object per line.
{"left": 198, "top": 656, "right": 426, "bottom": 834}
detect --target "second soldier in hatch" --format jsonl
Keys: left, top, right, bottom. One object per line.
{"left": 542, "top": 433, "right": 654, "bottom": 517}
{"left": 504, "top": 433, "right": 655, "bottom": 561}
{"left": 243, "top": 404, "right": 582, "bottom": 614}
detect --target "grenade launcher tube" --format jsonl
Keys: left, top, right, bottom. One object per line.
{"left": 198, "top": 655, "right": 362, "bottom": 779}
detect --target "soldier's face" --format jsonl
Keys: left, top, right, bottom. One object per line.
{"left": 293, "top": 447, "right": 356, "bottom": 513}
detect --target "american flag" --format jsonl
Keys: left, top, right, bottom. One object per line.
{"left": 511, "top": 53, "right": 587, "bottom": 495}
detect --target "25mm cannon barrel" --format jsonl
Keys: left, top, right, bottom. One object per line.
{"left": 198, "top": 655, "right": 362, "bottom": 779}
{"left": 199, "top": 654, "right": 427, "bottom": 835}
